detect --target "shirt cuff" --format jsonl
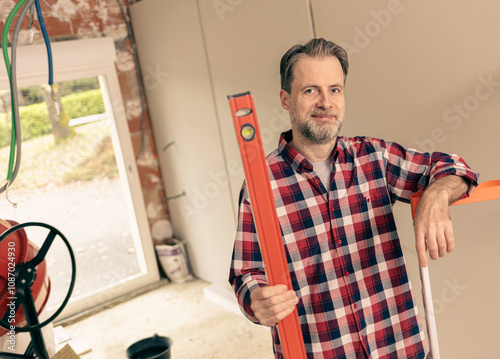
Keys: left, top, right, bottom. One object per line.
{"left": 236, "top": 274, "right": 268, "bottom": 324}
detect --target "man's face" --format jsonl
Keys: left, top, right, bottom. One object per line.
{"left": 280, "top": 56, "right": 346, "bottom": 145}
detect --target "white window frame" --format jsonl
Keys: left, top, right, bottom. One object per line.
{"left": 0, "top": 37, "right": 160, "bottom": 320}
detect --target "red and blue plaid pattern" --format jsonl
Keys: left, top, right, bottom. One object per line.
{"left": 229, "top": 130, "right": 478, "bottom": 359}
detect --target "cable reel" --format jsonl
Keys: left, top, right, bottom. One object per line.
{"left": 0, "top": 221, "right": 76, "bottom": 359}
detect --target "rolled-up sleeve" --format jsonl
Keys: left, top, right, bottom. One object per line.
{"left": 381, "top": 140, "right": 479, "bottom": 203}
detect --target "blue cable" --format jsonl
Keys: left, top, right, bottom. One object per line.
{"left": 35, "top": 0, "right": 53, "bottom": 85}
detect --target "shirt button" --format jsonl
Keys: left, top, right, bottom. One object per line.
{"left": 337, "top": 240, "right": 342, "bottom": 245}
{"left": 314, "top": 179, "right": 319, "bottom": 185}
{"left": 367, "top": 198, "right": 371, "bottom": 202}
{"left": 354, "top": 304, "right": 358, "bottom": 309}
{"left": 346, "top": 272, "right": 350, "bottom": 277}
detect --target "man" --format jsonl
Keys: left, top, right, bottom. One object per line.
{"left": 229, "top": 38, "right": 478, "bottom": 358}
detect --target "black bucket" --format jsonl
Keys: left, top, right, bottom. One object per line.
{"left": 126, "top": 334, "right": 172, "bottom": 359}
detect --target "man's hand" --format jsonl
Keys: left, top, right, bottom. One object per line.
{"left": 413, "top": 175, "right": 469, "bottom": 267}
{"left": 250, "top": 284, "right": 299, "bottom": 327}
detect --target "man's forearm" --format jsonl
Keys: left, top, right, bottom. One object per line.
{"left": 425, "top": 174, "right": 471, "bottom": 204}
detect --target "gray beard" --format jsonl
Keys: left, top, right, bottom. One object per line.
{"left": 294, "top": 119, "right": 342, "bottom": 144}
{"left": 290, "top": 103, "right": 343, "bottom": 145}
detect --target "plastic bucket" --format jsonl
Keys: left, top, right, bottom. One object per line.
{"left": 126, "top": 334, "right": 172, "bottom": 359}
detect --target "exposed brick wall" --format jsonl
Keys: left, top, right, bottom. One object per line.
{"left": 1, "top": 0, "right": 170, "bottom": 244}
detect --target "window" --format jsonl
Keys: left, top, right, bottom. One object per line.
{"left": 0, "top": 38, "right": 159, "bottom": 321}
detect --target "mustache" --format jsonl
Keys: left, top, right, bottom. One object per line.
{"left": 310, "top": 110, "right": 338, "bottom": 116}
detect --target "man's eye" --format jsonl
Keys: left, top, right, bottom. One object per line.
{"left": 304, "top": 88, "right": 316, "bottom": 95}
{"left": 331, "top": 88, "right": 340, "bottom": 93}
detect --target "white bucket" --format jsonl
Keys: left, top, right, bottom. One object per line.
{"left": 155, "top": 240, "right": 193, "bottom": 283}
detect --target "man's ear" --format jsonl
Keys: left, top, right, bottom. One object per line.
{"left": 280, "top": 89, "right": 291, "bottom": 111}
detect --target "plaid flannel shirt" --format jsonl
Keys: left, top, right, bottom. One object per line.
{"left": 229, "top": 130, "right": 479, "bottom": 359}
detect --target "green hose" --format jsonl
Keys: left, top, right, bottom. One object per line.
{"left": 1, "top": 0, "right": 27, "bottom": 78}
{"left": 2, "top": 0, "right": 28, "bottom": 181}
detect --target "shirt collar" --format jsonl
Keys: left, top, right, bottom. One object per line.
{"left": 277, "top": 130, "right": 342, "bottom": 174}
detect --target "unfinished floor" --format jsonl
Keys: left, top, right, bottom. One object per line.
{"left": 63, "top": 279, "right": 275, "bottom": 358}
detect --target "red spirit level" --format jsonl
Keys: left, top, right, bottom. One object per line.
{"left": 228, "top": 91, "right": 307, "bottom": 359}
{"left": 410, "top": 180, "right": 500, "bottom": 359}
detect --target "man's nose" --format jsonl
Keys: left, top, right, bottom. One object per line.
{"left": 316, "top": 92, "right": 333, "bottom": 109}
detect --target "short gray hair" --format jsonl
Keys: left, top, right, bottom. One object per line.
{"left": 280, "top": 38, "right": 349, "bottom": 93}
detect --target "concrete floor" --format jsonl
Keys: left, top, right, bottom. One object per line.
{"left": 63, "top": 279, "right": 275, "bottom": 359}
